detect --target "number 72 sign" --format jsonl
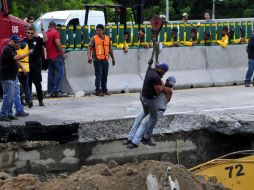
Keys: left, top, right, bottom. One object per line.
{"left": 225, "top": 164, "right": 245, "bottom": 178}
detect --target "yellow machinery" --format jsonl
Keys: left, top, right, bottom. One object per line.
{"left": 190, "top": 150, "right": 254, "bottom": 190}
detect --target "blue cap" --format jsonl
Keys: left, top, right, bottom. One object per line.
{"left": 10, "top": 34, "right": 20, "bottom": 42}
{"left": 166, "top": 76, "right": 176, "bottom": 86}
{"left": 20, "top": 41, "right": 27, "bottom": 49}
{"left": 155, "top": 63, "right": 169, "bottom": 72}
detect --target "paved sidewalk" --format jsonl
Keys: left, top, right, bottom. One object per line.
{"left": 1, "top": 85, "right": 254, "bottom": 126}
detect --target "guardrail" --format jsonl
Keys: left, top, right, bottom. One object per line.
{"left": 59, "top": 18, "right": 254, "bottom": 51}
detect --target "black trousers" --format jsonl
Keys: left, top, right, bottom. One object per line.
{"left": 29, "top": 59, "right": 43, "bottom": 102}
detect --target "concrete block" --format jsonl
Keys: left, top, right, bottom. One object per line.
{"left": 208, "top": 67, "right": 247, "bottom": 86}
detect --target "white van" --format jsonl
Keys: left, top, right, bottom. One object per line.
{"left": 34, "top": 10, "right": 105, "bottom": 34}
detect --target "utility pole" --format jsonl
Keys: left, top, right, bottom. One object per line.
{"left": 166, "top": 0, "right": 169, "bottom": 21}
{"left": 212, "top": 0, "right": 215, "bottom": 19}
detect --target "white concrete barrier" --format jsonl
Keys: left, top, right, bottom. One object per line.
{"left": 61, "top": 45, "right": 248, "bottom": 95}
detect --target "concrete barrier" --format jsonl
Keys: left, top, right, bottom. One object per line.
{"left": 206, "top": 45, "right": 248, "bottom": 86}
{"left": 62, "top": 45, "right": 248, "bottom": 95}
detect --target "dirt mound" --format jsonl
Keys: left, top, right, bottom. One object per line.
{"left": 0, "top": 160, "right": 227, "bottom": 190}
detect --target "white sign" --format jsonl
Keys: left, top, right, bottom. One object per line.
{"left": 11, "top": 26, "right": 19, "bottom": 33}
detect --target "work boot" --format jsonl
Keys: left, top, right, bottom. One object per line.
{"left": 142, "top": 138, "right": 156, "bottom": 146}
{"left": 8, "top": 115, "right": 18, "bottom": 120}
{"left": 26, "top": 100, "right": 33, "bottom": 108}
{"left": 103, "top": 91, "right": 111, "bottom": 96}
{"left": 127, "top": 143, "right": 138, "bottom": 149}
{"left": 39, "top": 100, "right": 45, "bottom": 106}
{"left": 122, "top": 139, "right": 132, "bottom": 145}
{"left": 95, "top": 91, "right": 104, "bottom": 97}
{"left": 0, "top": 115, "right": 12, "bottom": 122}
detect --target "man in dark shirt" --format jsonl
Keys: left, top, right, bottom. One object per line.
{"left": 245, "top": 29, "right": 254, "bottom": 87}
{"left": 24, "top": 26, "right": 47, "bottom": 106}
{"left": 0, "top": 35, "right": 33, "bottom": 121}
{"left": 124, "top": 62, "right": 168, "bottom": 148}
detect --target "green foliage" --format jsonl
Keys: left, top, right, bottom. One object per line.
{"left": 11, "top": 0, "right": 254, "bottom": 22}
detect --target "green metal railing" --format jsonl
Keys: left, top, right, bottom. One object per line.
{"left": 59, "top": 19, "right": 254, "bottom": 51}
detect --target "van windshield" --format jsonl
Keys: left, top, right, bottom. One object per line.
{"left": 34, "top": 18, "right": 65, "bottom": 33}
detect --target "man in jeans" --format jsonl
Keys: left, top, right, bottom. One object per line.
{"left": 245, "top": 29, "right": 254, "bottom": 87}
{"left": 124, "top": 76, "right": 176, "bottom": 149}
{"left": 87, "top": 24, "right": 115, "bottom": 96}
{"left": 123, "top": 63, "right": 168, "bottom": 148}
{"left": 45, "top": 21, "right": 65, "bottom": 97}
{"left": 0, "top": 35, "right": 33, "bottom": 121}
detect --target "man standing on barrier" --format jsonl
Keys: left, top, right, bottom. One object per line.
{"left": 87, "top": 24, "right": 115, "bottom": 96}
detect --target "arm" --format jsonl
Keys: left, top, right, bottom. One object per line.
{"left": 42, "top": 30, "right": 47, "bottom": 43}
{"left": 154, "top": 84, "right": 163, "bottom": 95}
{"left": 54, "top": 38, "right": 64, "bottom": 55}
{"left": 41, "top": 22, "right": 47, "bottom": 43}
{"left": 163, "top": 87, "right": 173, "bottom": 102}
{"left": 16, "top": 61, "right": 26, "bottom": 73}
{"left": 109, "top": 45, "right": 115, "bottom": 66}
{"left": 248, "top": 36, "right": 254, "bottom": 48}
{"left": 87, "top": 45, "right": 93, "bottom": 64}
{"left": 14, "top": 49, "right": 33, "bottom": 61}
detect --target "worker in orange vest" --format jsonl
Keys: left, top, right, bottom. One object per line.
{"left": 87, "top": 24, "right": 116, "bottom": 96}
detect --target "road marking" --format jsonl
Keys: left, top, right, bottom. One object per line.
{"left": 124, "top": 105, "right": 254, "bottom": 118}
{"left": 200, "top": 105, "right": 254, "bottom": 112}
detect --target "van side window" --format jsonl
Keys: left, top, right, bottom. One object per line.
{"left": 68, "top": 18, "right": 80, "bottom": 26}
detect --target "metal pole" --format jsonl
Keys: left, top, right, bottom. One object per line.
{"left": 166, "top": 0, "right": 169, "bottom": 21}
{"left": 212, "top": 0, "right": 215, "bottom": 19}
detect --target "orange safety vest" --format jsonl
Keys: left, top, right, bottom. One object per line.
{"left": 94, "top": 35, "right": 110, "bottom": 60}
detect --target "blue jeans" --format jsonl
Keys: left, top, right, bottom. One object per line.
{"left": 127, "top": 111, "right": 147, "bottom": 142}
{"left": 93, "top": 60, "right": 109, "bottom": 92}
{"left": 13, "top": 77, "right": 25, "bottom": 114}
{"left": 48, "top": 55, "right": 65, "bottom": 93}
{"left": 245, "top": 59, "right": 254, "bottom": 83}
{"left": 130, "top": 110, "right": 164, "bottom": 145}
{"left": 1, "top": 80, "right": 14, "bottom": 117}
{"left": 141, "top": 96, "right": 158, "bottom": 140}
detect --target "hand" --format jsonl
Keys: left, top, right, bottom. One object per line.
{"left": 123, "top": 47, "right": 128, "bottom": 53}
{"left": 88, "top": 56, "right": 92, "bottom": 64}
{"left": 63, "top": 54, "right": 68, "bottom": 59}
{"left": 112, "top": 58, "right": 115, "bottom": 66}
{"left": 28, "top": 49, "right": 34, "bottom": 54}
{"left": 21, "top": 66, "right": 26, "bottom": 74}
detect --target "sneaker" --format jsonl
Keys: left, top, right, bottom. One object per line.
{"left": 142, "top": 138, "right": 156, "bottom": 146}
{"left": 51, "top": 92, "right": 66, "bottom": 97}
{"left": 39, "top": 100, "right": 45, "bottom": 106}
{"left": 127, "top": 143, "right": 138, "bottom": 149}
{"left": 15, "top": 112, "right": 29, "bottom": 117}
{"left": 8, "top": 115, "right": 18, "bottom": 120}
{"left": 0, "top": 115, "right": 12, "bottom": 122}
{"left": 245, "top": 83, "right": 251, "bottom": 87}
{"left": 122, "top": 139, "right": 132, "bottom": 145}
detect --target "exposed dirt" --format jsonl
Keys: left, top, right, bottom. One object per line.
{"left": 0, "top": 160, "right": 228, "bottom": 190}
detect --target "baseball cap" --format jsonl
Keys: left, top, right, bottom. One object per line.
{"left": 183, "top": 13, "right": 189, "bottom": 17}
{"left": 166, "top": 76, "right": 176, "bottom": 86}
{"left": 155, "top": 63, "right": 169, "bottom": 72}
{"left": 10, "top": 34, "right": 20, "bottom": 42}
